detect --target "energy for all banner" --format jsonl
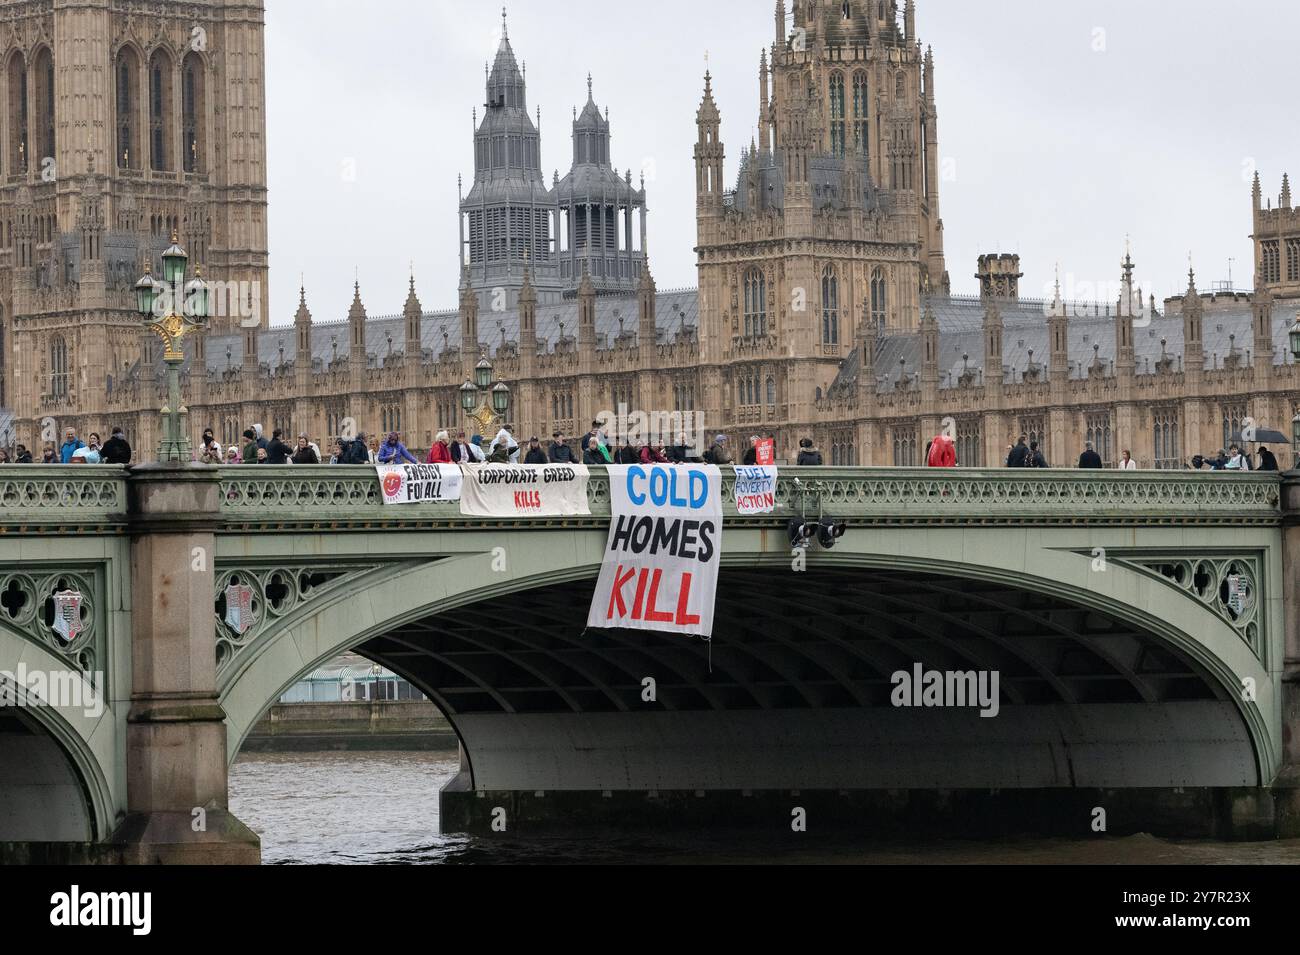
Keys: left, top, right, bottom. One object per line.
{"left": 376, "top": 463, "right": 463, "bottom": 505}
{"left": 587, "top": 464, "right": 722, "bottom": 638}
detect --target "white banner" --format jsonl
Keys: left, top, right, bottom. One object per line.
{"left": 587, "top": 464, "right": 722, "bottom": 638}
{"left": 733, "top": 465, "right": 778, "bottom": 514}
{"left": 376, "top": 463, "right": 462, "bottom": 505}
{"left": 458, "top": 464, "right": 591, "bottom": 517}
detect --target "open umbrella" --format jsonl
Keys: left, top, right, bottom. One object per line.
{"left": 1230, "top": 428, "right": 1289, "bottom": 444}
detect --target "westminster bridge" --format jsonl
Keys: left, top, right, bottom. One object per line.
{"left": 1, "top": 464, "right": 1298, "bottom": 862}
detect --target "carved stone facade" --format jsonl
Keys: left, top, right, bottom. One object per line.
{"left": 1, "top": 1, "right": 1297, "bottom": 471}
{"left": 0, "top": 0, "right": 268, "bottom": 442}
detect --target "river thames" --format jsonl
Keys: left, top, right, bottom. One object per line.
{"left": 229, "top": 751, "right": 1300, "bottom": 865}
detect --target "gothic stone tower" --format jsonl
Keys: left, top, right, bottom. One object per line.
{"left": 459, "top": 13, "right": 561, "bottom": 314}
{"left": 695, "top": 0, "right": 946, "bottom": 438}
{"left": 1, "top": 0, "right": 266, "bottom": 446}
{"left": 1252, "top": 170, "right": 1299, "bottom": 299}
{"left": 0, "top": 0, "right": 269, "bottom": 447}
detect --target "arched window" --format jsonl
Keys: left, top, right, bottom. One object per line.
{"left": 821, "top": 266, "right": 839, "bottom": 345}
{"left": 766, "top": 376, "right": 776, "bottom": 405}
{"left": 148, "top": 49, "right": 174, "bottom": 171}
{"left": 31, "top": 47, "right": 54, "bottom": 168}
{"left": 852, "top": 72, "right": 868, "bottom": 156}
{"left": 828, "top": 73, "right": 845, "bottom": 158}
{"left": 115, "top": 47, "right": 142, "bottom": 169}
{"left": 181, "top": 52, "right": 205, "bottom": 173}
{"left": 895, "top": 72, "right": 906, "bottom": 100}
{"left": 50, "top": 335, "right": 68, "bottom": 398}
{"left": 8, "top": 51, "right": 28, "bottom": 174}
{"left": 870, "top": 267, "right": 887, "bottom": 330}
{"left": 743, "top": 268, "right": 767, "bottom": 338}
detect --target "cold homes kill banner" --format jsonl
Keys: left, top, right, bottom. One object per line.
{"left": 587, "top": 464, "right": 722, "bottom": 638}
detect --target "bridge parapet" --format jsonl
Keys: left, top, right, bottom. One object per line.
{"left": 214, "top": 466, "right": 1282, "bottom": 530}
{"left": 0, "top": 466, "right": 129, "bottom": 535}
{"left": 0, "top": 466, "right": 1277, "bottom": 532}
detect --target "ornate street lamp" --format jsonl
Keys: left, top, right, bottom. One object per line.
{"left": 460, "top": 356, "right": 512, "bottom": 438}
{"left": 135, "top": 233, "right": 209, "bottom": 462}
{"left": 1290, "top": 315, "right": 1300, "bottom": 363}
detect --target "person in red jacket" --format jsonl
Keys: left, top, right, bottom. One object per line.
{"left": 638, "top": 443, "right": 668, "bottom": 464}
{"left": 927, "top": 433, "right": 957, "bottom": 468}
{"left": 427, "top": 430, "right": 452, "bottom": 464}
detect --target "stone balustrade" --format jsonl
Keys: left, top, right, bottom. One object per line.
{"left": 0, "top": 465, "right": 1279, "bottom": 534}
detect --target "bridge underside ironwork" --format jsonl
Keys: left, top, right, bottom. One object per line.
{"left": 356, "top": 567, "right": 1258, "bottom": 794}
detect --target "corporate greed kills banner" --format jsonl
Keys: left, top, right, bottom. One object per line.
{"left": 459, "top": 463, "right": 591, "bottom": 517}
{"left": 587, "top": 464, "right": 722, "bottom": 638}
{"left": 376, "top": 463, "right": 463, "bottom": 505}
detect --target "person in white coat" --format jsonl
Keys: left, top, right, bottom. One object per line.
{"left": 1119, "top": 449, "right": 1137, "bottom": 470}
{"left": 490, "top": 427, "right": 519, "bottom": 464}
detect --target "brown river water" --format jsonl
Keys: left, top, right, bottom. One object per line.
{"left": 228, "top": 751, "right": 1300, "bottom": 865}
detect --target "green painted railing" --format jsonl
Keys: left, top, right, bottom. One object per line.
{"left": 0, "top": 465, "right": 130, "bottom": 533}
{"left": 214, "top": 465, "right": 1283, "bottom": 529}
{"left": 0, "top": 466, "right": 1280, "bottom": 533}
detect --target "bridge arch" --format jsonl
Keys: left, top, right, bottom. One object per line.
{"left": 0, "top": 627, "right": 117, "bottom": 842}
{"left": 220, "top": 524, "right": 1278, "bottom": 795}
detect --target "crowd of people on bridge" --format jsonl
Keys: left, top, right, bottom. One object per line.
{"left": 0, "top": 426, "right": 133, "bottom": 465}
{"left": 1, "top": 419, "right": 1286, "bottom": 473}
{"left": 914, "top": 431, "right": 1283, "bottom": 472}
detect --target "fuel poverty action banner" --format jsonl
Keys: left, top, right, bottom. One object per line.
{"left": 587, "top": 464, "right": 722, "bottom": 638}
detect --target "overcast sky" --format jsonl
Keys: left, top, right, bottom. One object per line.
{"left": 263, "top": 0, "right": 1300, "bottom": 326}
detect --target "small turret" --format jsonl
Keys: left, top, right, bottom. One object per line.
{"left": 403, "top": 273, "right": 422, "bottom": 356}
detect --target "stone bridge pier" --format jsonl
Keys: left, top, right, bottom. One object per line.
{"left": 111, "top": 466, "right": 258, "bottom": 863}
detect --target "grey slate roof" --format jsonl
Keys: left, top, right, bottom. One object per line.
{"left": 830, "top": 293, "right": 1299, "bottom": 396}
{"left": 202, "top": 287, "right": 700, "bottom": 373}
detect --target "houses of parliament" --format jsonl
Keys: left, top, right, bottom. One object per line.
{"left": 1, "top": 0, "right": 1298, "bottom": 468}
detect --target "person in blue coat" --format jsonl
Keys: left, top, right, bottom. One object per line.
{"left": 59, "top": 428, "right": 86, "bottom": 463}
{"left": 377, "top": 431, "right": 418, "bottom": 465}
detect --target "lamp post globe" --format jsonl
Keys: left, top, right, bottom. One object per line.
{"left": 1290, "top": 315, "right": 1300, "bottom": 361}
{"left": 460, "top": 380, "right": 478, "bottom": 413}
{"left": 491, "top": 380, "right": 510, "bottom": 415}
{"left": 184, "top": 268, "right": 210, "bottom": 320}
{"left": 475, "top": 356, "right": 493, "bottom": 391}
{"left": 161, "top": 233, "right": 188, "bottom": 289}
{"left": 134, "top": 266, "right": 161, "bottom": 318}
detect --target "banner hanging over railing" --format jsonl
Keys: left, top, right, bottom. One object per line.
{"left": 587, "top": 464, "right": 722, "bottom": 638}
{"left": 733, "top": 465, "right": 778, "bottom": 514}
{"left": 458, "top": 464, "right": 591, "bottom": 517}
{"left": 376, "top": 463, "right": 463, "bottom": 505}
